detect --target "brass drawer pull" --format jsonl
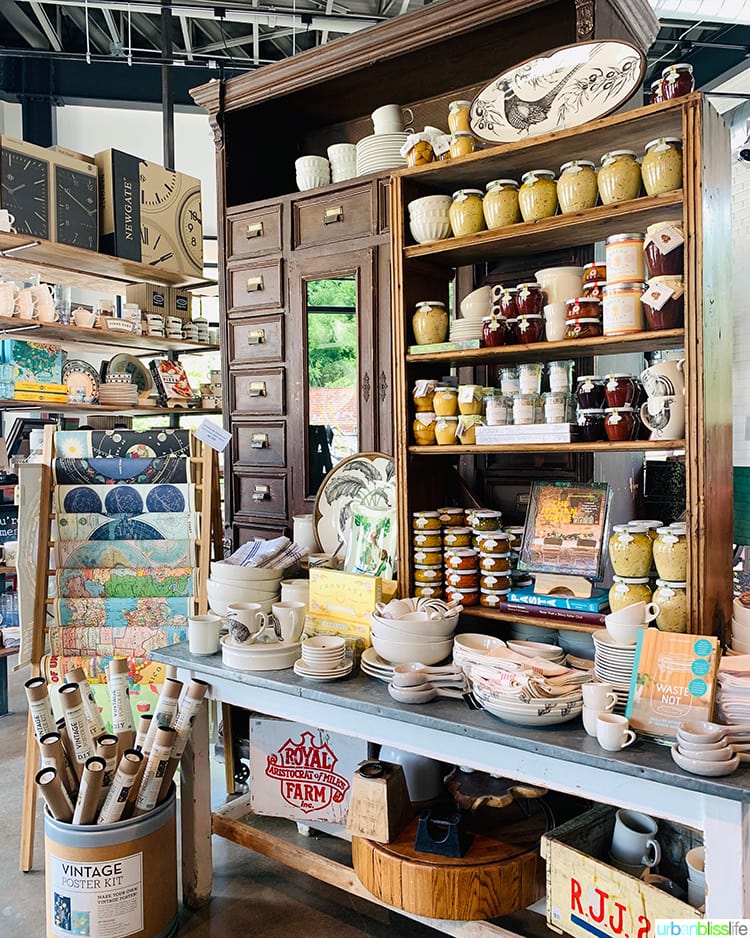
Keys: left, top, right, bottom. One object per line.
{"left": 246, "top": 221, "right": 264, "bottom": 239}
{"left": 251, "top": 433, "right": 270, "bottom": 449}
{"left": 252, "top": 485, "right": 271, "bottom": 502}
{"left": 248, "top": 329, "right": 266, "bottom": 345}
{"left": 248, "top": 381, "right": 267, "bottom": 397}
{"left": 246, "top": 275, "right": 265, "bottom": 292}
{"left": 324, "top": 206, "right": 344, "bottom": 225}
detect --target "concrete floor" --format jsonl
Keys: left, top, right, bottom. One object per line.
{"left": 1, "top": 662, "right": 447, "bottom": 937}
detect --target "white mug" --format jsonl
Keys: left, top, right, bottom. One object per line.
{"left": 543, "top": 302, "right": 568, "bottom": 342}
{"left": 37, "top": 304, "right": 58, "bottom": 323}
{"left": 0, "top": 281, "right": 18, "bottom": 317}
{"left": 272, "top": 601, "right": 306, "bottom": 643}
{"left": 0, "top": 209, "right": 15, "bottom": 232}
{"left": 606, "top": 601, "right": 659, "bottom": 626}
{"left": 596, "top": 712, "right": 637, "bottom": 752}
{"left": 72, "top": 308, "right": 97, "bottom": 329}
{"left": 227, "top": 602, "right": 269, "bottom": 644}
{"left": 640, "top": 395, "right": 685, "bottom": 440}
{"left": 582, "top": 705, "right": 606, "bottom": 737}
{"left": 582, "top": 682, "right": 617, "bottom": 712}
{"left": 188, "top": 613, "right": 222, "bottom": 656}
{"left": 15, "top": 287, "right": 36, "bottom": 319}
{"left": 686, "top": 846, "right": 706, "bottom": 907}
{"left": 611, "top": 808, "right": 661, "bottom": 867}
{"left": 371, "top": 103, "right": 413, "bottom": 134}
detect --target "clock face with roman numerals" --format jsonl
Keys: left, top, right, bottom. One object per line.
{"left": 55, "top": 166, "right": 98, "bottom": 250}
{"left": 0, "top": 148, "right": 50, "bottom": 239}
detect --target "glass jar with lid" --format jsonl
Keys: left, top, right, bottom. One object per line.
{"left": 433, "top": 385, "right": 458, "bottom": 416}
{"left": 412, "top": 300, "right": 448, "bottom": 345}
{"left": 603, "top": 281, "right": 647, "bottom": 335}
{"left": 413, "top": 412, "right": 437, "bottom": 445}
{"left": 653, "top": 523, "right": 687, "bottom": 581}
{"left": 484, "top": 179, "right": 521, "bottom": 229}
{"left": 598, "top": 150, "right": 641, "bottom": 205}
{"left": 652, "top": 579, "right": 688, "bottom": 632}
{"left": 497, "top": 286, "right": 519, "bottom": 319}
{"left": 513, "top": 392, "right": 540, "bottom": 425}
{"left": 412, "top": 510, "right": 440, "bottom": 530}
{"left": 548, "top": 360, "right": 575, "bottom": 393}
{"left": 662, "top": 63, "right": 695, "bottom": 100}
{"left": 518, "top": 170, "right": 558, "bottom": 222}
{"left": 608, "top": 523, "right": 653, "bottom": 578}
{"left": 518, "top": 361, "right": 544, "bottom": 395}
{"left": 516, "top": 282, "right": 545, "bottom": 317}
{"left": 412, "top": 379, "right": 437, "bottom": 412}
{"left": 628, "top": 519, "right": 663, "bottom": 541}
{"left": 564, "top": 317, "right": 602, "bottom": 339}
{"left": 609, "top": 576, "right": 652, "bottom": 613}
{"left": 543, "top": 391, "right": 573, "bottom": 424}
{"left": 447, "top": 99, "right": 472, "bottom": 134}
{"left": 516, "top": 314, "right": 545, "bottom": 344}
{"left": 470, "top": 510, "right": 503, "bottom": 532}
{"left": 449, "top": 189, "right": 486, "bottom": 237}
{"left": 641, "top": 138, "right": 683, "bottom": 196}
{"left": 457, "top": 384, "right": 483, "bottom": 416}
{"left": 575, "top": 375, "right": 605, "bottom": 410}
{"left": 650, "top": 79, "right": 664, "bottom": 104}
{"left": 644, "top": 220, "right": 684, "bottom": 277}
{"left": 577, "top": 408, "right": 606, "bottom": 442}
{"left": 435, "top": 415, "right": 459, "bottom": 445}
{"left": 485, "top": 391, "right": 512, "bottom": 426}
{"left": 500, "top": 366, "right": 520, "bottom": 396}
{"left": 557, "top": 160, "right": 598, "bottom": 214}
{"left": 457, "top": 414, "right": 484, "bottom": 445}
{"left": 482, "top": 313, "right": 506, "bottom": 348}
{"left": 449, "top": 132, "right": 476, "bottom": 159}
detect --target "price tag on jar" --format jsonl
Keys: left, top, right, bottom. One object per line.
{"left": 458, "top": 385, "right": 480, "bottom": 403}
{"left": 653, "top": 225, "right": 684, "bottom": 254}
{"left": 641, "top": 281, "right": 675, "bottom": 311}
{"left": 414, "top": 381, "right": 434, "bottom": 398}
{"left": 431, "top": 134, "right": 451, "bottom": 157}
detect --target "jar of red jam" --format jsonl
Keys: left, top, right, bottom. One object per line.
{"left": 564, "top": 317, "right": 602, "bottom": 339}
{"left": 650, "top": 79, "right": 664, "bottom": 104}
{"left": 582, "top": 262, "right": 607, "bottom": 284}
{"left": 604, "top": 406, "right": 640, "bottom": 441}
{"left": 496, "top": 286, "right": 519, "bottom": 319}
{"left": 575, "top": 375, "right": 605, "bottom": 409}
{"left": 516, "top": 283, "right": 544, "bottom": 317}
{"left": 482, "top": 314, "right": 506, "bottom": 347}
{"left": 662, "top": 63, "right": 695, "bottom": 100}
{"left": 577, "top": 408, "right": 606, "bottom": 442}
{"left": 582, "top": 280, "right": 606, "bottom": 300}
{"left": 516, "top": 314, "right": 545, "bottom": 344}
{"left": 445, "top": 547, "right": 479, "bottom": 570}
{"left": 604, "top": 373, "right": 638, "bottom": 407}
{"left": 566, "top": 297, "right": 602, "bottom": 321}
{"left": 503, "top": 318, "right": 519, "bottom": 344}
{"left": 644, "top": 221, "right": 684, "bottom": 277}
{"left": 643, "top": 276, "right": 685, "bottom": 330}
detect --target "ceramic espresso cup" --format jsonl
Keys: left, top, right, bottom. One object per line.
{"left": 640, "top": 395, "right": 685, "bottom": 440}
{"left": 596, "top": 712, "right": 637, "bottom": 752}
{"left": 582, "top": 682, "right": 617, "bottom": 712}
{"left": 272, "top": 601, "right": 306, "bottom": 643}
{"left": 611, "top": 808, "right": 661, "bottom": 867}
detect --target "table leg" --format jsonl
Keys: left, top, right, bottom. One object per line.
{"left": 703, "top": 795, "right": 750, "bottom": 916}
{"left": 180, "top": 697, "right": 213, "bottom": 908}
{"left": 0, "top": 655, "right": 8, "bottom": 716}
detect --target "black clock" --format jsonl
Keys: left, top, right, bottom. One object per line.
{"left": 55, "top": 166, "right": 98, "bottom": 250}
{"left": 0, "top": 147, "right": 50, "bottom": 239}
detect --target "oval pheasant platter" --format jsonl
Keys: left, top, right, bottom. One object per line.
{"left": 470, "top": 40, "right": 645, "bottom": 144}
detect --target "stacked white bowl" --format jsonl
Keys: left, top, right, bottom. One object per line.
{"left": 407, "top": 194, "right": 452, "bottom": 245}
{"left": 731, "top": 597, "right": 750, "bottom": 654}
{"left": 295, "top": 635, "right": 353, "bottom": 681}
{"left": 369, "top": 607, "right": 458, "bottom": 666}
{"left": 207, "top": 561, "right": 283, "bottom": 616}
{"left": 327, "top": 143, "right": 357, "bottom": 183}
{"left": 295, "top": 155, "right": 331, "bottom": 191}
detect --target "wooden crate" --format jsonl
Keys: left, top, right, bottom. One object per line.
{"left": 541, "top": 805, "right": 701, "bottom": 938}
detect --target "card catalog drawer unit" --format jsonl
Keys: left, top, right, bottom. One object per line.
{"left": 228, "top": 315, "right": 284, "bottom": 366}
{"left": 227, "top": 204, "right": 282, "bottom": 260}
{"left": 234, "top": 421, "right": 286, "bottom": 468}
{"left": 230, "top": 367, "right": 285, "bottom": 416}
{"left": 293, "top": 186, "right": 373, "bottom": 249}
{"left": 234, "top": 520, "right": 289, "bottom": 547}
{"left": 235, "top": 472, "right": 287, "bottom": 520}
{"left": 229, "top": 260, "right": 283, "bottom": 311}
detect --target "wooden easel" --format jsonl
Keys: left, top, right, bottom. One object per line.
{"left": 19, "top": 428, "right": 222, "bottom": 871}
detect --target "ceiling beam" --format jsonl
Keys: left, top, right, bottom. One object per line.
{"left": 321, "top": 0, "right": 333, "bottom": 44}
{"left": 101, "top": 6, "right": 120, "bottom": 45}
{"left": 0, "top": 0, "right": 49, "bottom": 48}
{"left": 179, "top": 14, "right": 192, "bottom": 60}
{"left": 28, "top": 0, "right": 62, "bottom": 50}
{"left": 62, "top": 5, "right": 110, "bottom": 52}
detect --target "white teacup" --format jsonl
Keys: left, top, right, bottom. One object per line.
{"left": 605, "top": 619, "right": 650, "bottom": 646}
{"left": 686, "top": 846, "right": 706, "bottom": 907}
{"left": 582, "top": 705, "right": 606, "bottom": 737}
{"left": 272, "top": 601, "right": 306, "bottom": 643}
{"left": 640, "top": 394, "right": 685, "bottom": 440}
{"left": 543, "top": 302, "right": 567, "bottom": 342}
{"left": 227, "top": 602, "right": 268, "bottom": 645}
{"left": 596, "top": 712, "right": 636, "bottom": 751}
{"left": 371, "top": 103, "right": 414, "bottom": 134}
{"left": 0, "top": 281, "right": 18, "bottom": 317}
{"left": 582, "top": 682, "right": 617, "bottom": 712}
{"left": 611, "top": 808, "right": 661, "bottom": 867}
{"left": 188, "top": 613, "right": 222, "bottom": 656}
{"left": 0, "top": 209, "right": 15, "bottom": 232}
{"left": 15, "top": 287, "right": 36, "bottom": 319}
{"left": 605, "top": 601, "right": 659, "bottom": 627}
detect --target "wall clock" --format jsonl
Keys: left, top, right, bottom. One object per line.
{"left": 140, "top": 166, "right": 180, "bottom": 210}
{"left": 177, "top": 187, "right": 203, "bottom": 272}
{"left": 0, "top": 147, "right": 50, "bottom": 239}
{"left": 55, "top": 166, "right": 98, "bottom": 250}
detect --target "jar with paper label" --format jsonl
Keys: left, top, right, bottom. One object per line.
{"left": 433, "top": 385, "right": 458, "bottom": 416}
{"left": 457, "top": 415, "right": 484, "bottom": 445}
{"left": 642, "top": 138, "right": 683, "bottom": 196}
{"left": 480, "top": 572, "right": 511, "bottom": 592}
{"left": 565, "top": 297, "right": 602, "bottom": 321}
{"left": 582, "top": 280, "right": 606, "bottom": 300}
{"left": 564, "top": 317, "right": 602, "bottom": 339}
{"left": 475, "top": 531, "right": 510, "bottom": 552}
{"left": 413, "top": 412, "right": 437, "bottom": 445}
{"left": 582, "top": 262, "right": 607, "bottom": 285}
{"left": 448, "top": 99, "right": 472, "bottom": 133}
{"left": 575, "top": 375, "right": 605, "bottom": 409}
{"left": 519, "top": 170, "right": 558, "bottom": 221}
{"left": 500, "top": 366, "right": 520, "bottom": 396}
{"left": 413, "top": 547, "right": 442, "bottom": 567}
{"left": 543, "top": 391, "right": 573, "bottom": 424}
{"left": 516, "top": 282, "right": 544, "bottom": 317}
{"left": 605, "top": 233, "right": 645, "bottom": 284}
{"left": 482, "top": 314, "right": 506, "bottom": 347}
{"left": 604, "top": 405, "right": 639, "bottom": 441}
{"left": 548, "top": 360, "right": 575, "bottom": 393}
{"left": 437, "top": 507, "right": 465, "bottom": 525}
{"left": 412, "top": 300, "right": 448, "bottom": 345}
{"left": 445, "top": 548, "right": 479, "bottom": 570}
{"left": 662, "top": 63, "right": 695, "bottom": 100}
{"left": 652, "top": 579, "right": 688, "bottom": 632}
{"left": 598, "top": 150, "right": 641, "bottom": 204}
{"left": 449, "top": 132, "right": 476, "bottom": 159}
{"left": 446, "top": 569, "right": 479, "bottom": 591}
{"left": 650, "top": 78, "right": 664, "bottom": 103}
{"left": 404, "top": 134, "right": 435, "bottom": 167}
{"left": 629, "top": 519, "right": 663, "bottom": 541}
{"left": 603, "top": 374, "right": 638, "bottom": 408}
{"left": 497, "top": 287, "right": 519, "bottom": 319}
{"left": 644, "top": 220, "right": 684, "bottom": 277}
{"left": 609, "top": 523, "right": 653, "bottom": 577}
{"left": 458, "top": 384, "right": 483, "bottom": 416}
{"left": 442, "top": 526, "right": 472, "bottom": 548}
{"left": 435, "top": 415, "right": 459, "bottom": 445}
{"left": 643, "top": 276, "right": 685, "bottom": 331}
{"left": 577, "top": 408, "right": 606, "bottom": 442}
{"left": 513, "top": 392, "right": 539, "bottom": 425}
{"left": 518, "top": 361, "right": 544, "bottom": 395}
{"left": 603, "top": 281, "right": 647, "bottom": 335}
{"left": 480, "top": 587, "right": 510, "bottom": 608}
{"left": 470, "top": 510, "right": 503, "bottom": 532}
{"left": 653, "top": 523, "right": 687, "bottom": 581}
{"left": 414, "top": 565, "right": 443, "bottom": 584}
{"left": 609, "top": 576, "right": 652, "bottom": 613}
{"left": 413, "top": 510, "right": 440, "bottom": 531}
{"left": 484, "top": 179, "right": 521, "bottom": 228}
{"left": 415, "top": 583, "right": 443, "bottom": 600}
{"left": 446, "top": 586, "right": 479, "bottom": 606}
{"left": 516, "top": 314, "right": 545, "bottom": 344}
{"left": 413, "top": 531, "right": 442, "bottom": 549}
{"left": 557, "top": 160, "right": 598, "bottom": 213}
{"left": 479, "top": 552, "right": 511, "bottom": 572}
{"left": 412, "top": 379, "right": 437, "bottom": 412}
{"left": 449, "top": 189, "right": 486, "bottom": 237}
{"left": 485, "top": 392, "right": 513, "bottom": 426}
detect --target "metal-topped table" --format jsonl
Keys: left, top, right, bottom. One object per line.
{"left": 152, "top": 643, "right": 750, "bottom": 920}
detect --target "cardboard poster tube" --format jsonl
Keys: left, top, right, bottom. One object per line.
{"left": 66, "top": 666, "right": 106, "bottom": 741}
{"left": 158, "top": 679, "right": 209, "bottom": 803}
{"left": 134, "top": 714, "right": 153, "bottom": 753}
{"left": 96, "top": 750, "right": 143, "bottom": 826}
{"left": 58, "top": 683, "right": 95, "bottom": 779}
{"left": 36, "top": 767, "right": 74, "bottom": 823}
{"left": 25, "top": 677, "right": 56, "bottom": 741}
{"left": 95, "top": 734, "right": 119, "bottom": 809}
{"left": 39, "top": 732, "right": 78, "bottom": 800}
{"left": 142, "top": 678, "right": 183, "bottom": 754}
{"left": 73, "top": 756, "right": 106, "bottom": 825}
{"left": 134, "top": 726, "right": 176, "bottom": 817}
{"left": 56, "top": 717, "right": 76, "bottom": 767}
{"left": 107, "top": 658, "right": 135, "bottom": 749}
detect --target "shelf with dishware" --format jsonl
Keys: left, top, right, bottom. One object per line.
{"left": 407, "top": 439, "right": 685, "bottom": 456}
{"left": 0, "top": 398, "right": 222, "bottom": 416}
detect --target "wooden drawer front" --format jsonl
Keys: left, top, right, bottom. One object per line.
{"left": 294, "top": 187, "right": 373, "bottom": 249}
{"left": 378, "top": 179, "right": 391, "bottom": 233}
{"left": 227, "top": 204, "right": 282, "bottom": 259}
{"left": 229, "top": 260, "right": 283, "bottom": 311}
{"left": 230, "top": 367, "right": 285, "bottom": 416}
{"left": 235, "top": 472, "right": 287, "bottom": 520}
{"left": 234, "top": 520, "right": 289, "bottom": 547}
{"left": 234, "top": 421, "right": 286, "bottom": 468}
{"left": 229, "top": 315, "right": 284, "bottom": 365}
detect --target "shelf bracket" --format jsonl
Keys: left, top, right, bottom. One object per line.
{"left": 0, "top": 241, "right": 41, "bottom": 257}
{"left": 0, "top": 324, "right": 42, "bottom": 337}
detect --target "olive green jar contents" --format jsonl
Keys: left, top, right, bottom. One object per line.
{"left": 641, "top": 138, "right": 683, "bottom": 196}
{"left": 557, "top": 160, "right": 598, "bottom": 214}
{"left": 598, "top": 150, "right": 642, "bottom": 205}
{"left": 412, "top": 301, "right": 448, "bottom": 345}
{"left": 609, "top": 576, "right": 652, "bottom": 613}
{"left": 608, "top": 523, "right": 653, "bottom": 578}
{"left": 449, "top": 189, "right": 486, "bottom": 237}
{"left": 483, "top": 179, "right": 521, "bottom": 229}
{"left": 518, "top": 170, "right": 558, "bottom": 222}
{"left": 652, "top": 580, "right": 688, "bottom": 632}
{"left": 652, "top": 523, "right": 688, "bottom": 581}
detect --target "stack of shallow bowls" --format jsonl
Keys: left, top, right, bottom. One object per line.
{"left": 295, "top": 635, "right": 353, "bottom": 681}
{"left": 452, "top": 632, "right": 507, "bottom": 675}
{"left": 459, "top": 286, "right": 492, "bottom": 322}
{"left": 327, "top": 143, "right": 357, "bottom": 183}
{"left": 356, "top": 132, "right": 407, "bottom": 176}
{"left": 207, "top": 561, "right": 283, "bottom": 616}
{"left": 731, "top": 597, "right": 750, "bottom": 654}
{"left": 471, "top": 681, "right": 583, "bottom": 727}
{"left": 592, "top": 630, "right": 637, "bottom": 711}
{"left": 407, "top": 194, "right": 452, "bottom": 245}
{"left": 360, "top": 647, "right": 396, "bottom": 682}
{"left": 506, "top": 639, "right": 565, "bottom": 664}
{"left": 369, "top": 610, "right": 457, "bottom": 666}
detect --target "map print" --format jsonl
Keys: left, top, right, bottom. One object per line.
{"left": 56, "top": 566, "right": 195, "bottom": 599}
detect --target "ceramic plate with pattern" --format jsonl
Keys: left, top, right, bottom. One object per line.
{"left": 62, "top": 360, "right": 100, "bottom": 403}
{"left": 105, "top": 353, "right": 153, "bottom": 395}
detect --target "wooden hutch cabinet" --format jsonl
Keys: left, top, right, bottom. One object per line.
{"left": 192, "top": 0, "right": 659, "bottom": 549}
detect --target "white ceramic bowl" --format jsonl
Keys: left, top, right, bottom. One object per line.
{"left": 733, "top": 597, "right": 750, "bottom": 627}
{"left": 370, "top": 612, "right": 458, "bottom": 640}
{"left": 732, "top": 616, "right": 750, "bottom": 644}
{"left": 459, "top": 286, "right": 492, "bottom": 321}
{"left": 297, "top": 171, "right": 330, "bottom": 191}
{"left": 327, "top": 143, "right": 356, "bottom": 161}
{"left": 207, "top": 579, "right": 278, "bottom": 617}
{"left": 370, "top": 632, "right": 453, "bottom": 665}
{"left": 408, "top": 194, "right": 452, "bottom": 215}
{"left": 409, "top": 216, "right": 451, "bottom": 244}
{"left": 211, "top": 561, "right": 284, "bottom": 584}
{"left": 295, "top": 154, "right": 329, "bottom": 172}
{"left": 732, "top": 636, "right": 750, "bottom": 654}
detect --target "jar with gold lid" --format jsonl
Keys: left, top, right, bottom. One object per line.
{"left": 641, "top": 138, "right": 683, "bottom": 196}
{"left": 652, "top": 579, "right": 688, "bottom": 632}
{"left": 653, "top": 523, "right": 687, "bottom": 581}
{"left": 608, "top": 523, "right": 653, "bottom": 578}
{"left": 483, "top": 179, "right": 521, "bottom": 229}
{"left": 609, "top": 576, "right": 652, "bottom": 613}
{"left": 412, "top": 300, "right": 448, "bottom": 345}
{"left": 433, "top": 385, "right": 458, "bottom": 416}
{"left": 412, "top": 412, "right": 437, "bottom": 445}
{"left": 598, "top": 150, "right": 641, "bottom": 205}
{"left": 518, "top": 170, "right": 558, "bottom": 222}
{"left": 412, "top": 379, "right": 437, "bottom": 412}
{"left": 557, "top": 160, "right": 598, "bottom": 214}
{"left": 435, "top": 415, "right": 459, "bottom": 445}
{"left": 449, "top": 189, "right": 486, "bottom": 237}
{"left": 447, "top": 99, "right": 472, "bottom": 134}
{"left": 449, "top": 132, "right": 476, "bottom": 159}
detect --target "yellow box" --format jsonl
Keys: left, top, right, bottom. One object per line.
{"left": 13, "top": 391, "right": 68, "bottom": 402}
{"left": 308, "top": 568, "right": 384, "bottom": 625}
{"left": 14, "top": 381, "right": 67, "bottom": 394}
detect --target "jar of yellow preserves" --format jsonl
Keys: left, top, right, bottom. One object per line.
{"left": 608, "top": 523, "right": 653, "bottom": 578}
{"left": 483, "top": 179, "right": 521, "bottom": 229}
{"left": 448, "top": 100, "right": 472, "bottom": 134}
{"left": 557, "top": 160, "right": 598, "bottom": 214}
{"left": 652, "top": 523, "right": 687, "bottom": 581}
{"left": 518, "top": 170, "right": 558, "bottom": 222}
{"left": 652, "top": 579, "right": 688, "bottom": 632}
{"left": 433, "top": 385, "right": 458, "bottom": 416}
{"left": 412, "top": 300, "right": 448, "bottom": 345}
{"left": 598, "top": 150, "right": 641, "bottom": 205}
{"left": 641, "top": 137, "right": 683, "bottom": 196}
{"left": 609, "top": 576, "right": 652, "bottom": 613}
{"left": 412, "top": 412, "right": 437, "bottom": 445}
{"left": 412, "top": 379, "right": 437, "bottom": 412}
{"left": 449, "top": 132, "right": 475, "bottom": 159}
{"left": 457, "top": 384, "right": 483, "bottom": 416}
{"left": 435, "top": 415, "right": 459, "bottom": 445}
{"left": 449, "top": 189, "right": 486, "bottom": 237}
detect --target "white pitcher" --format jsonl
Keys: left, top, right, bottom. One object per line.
{"left": 640, "top": 357, "right": 685, "bottom": 398}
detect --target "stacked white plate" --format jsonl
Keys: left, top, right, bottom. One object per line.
{"left": 592, "top": 630, "right": 637, "bottom": 711}
{"left": 98, "top": 382, "right": 138, "bottom": 405}
{"left": 449, "top": 317, "right": 483, "bottom": 342}
{"left": 506, "top": 639, "right": 566, "bottom": 665}
{"left": 294, "top": 635, "right": 353, "bottom": 682}
{"left": 360, "top": 646, "right": 395, "bottom": 682}
{"left": 355, "top": 133, "right": 408, "bottom": 176}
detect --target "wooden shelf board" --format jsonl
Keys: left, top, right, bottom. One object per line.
{"left": 408, "top": 440, "right": 685, "bottom": 455}
{"left": 406, "top": 329, "right": 685, "bottom": 366}
{"left": 403, "top": 192, "right": 683, "bottom": 263}
{"left": 0, "top": 233, "right": 216, "bottom": 291}
{"left": 460, "top": 605, "right": 599, "bottom": 633}
{"left": 0, "top": 399, "right": 222, "bottom": 417}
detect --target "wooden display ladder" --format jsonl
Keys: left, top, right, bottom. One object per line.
{"left": 19, "top": 427, "right": 223, "bottom": 871}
